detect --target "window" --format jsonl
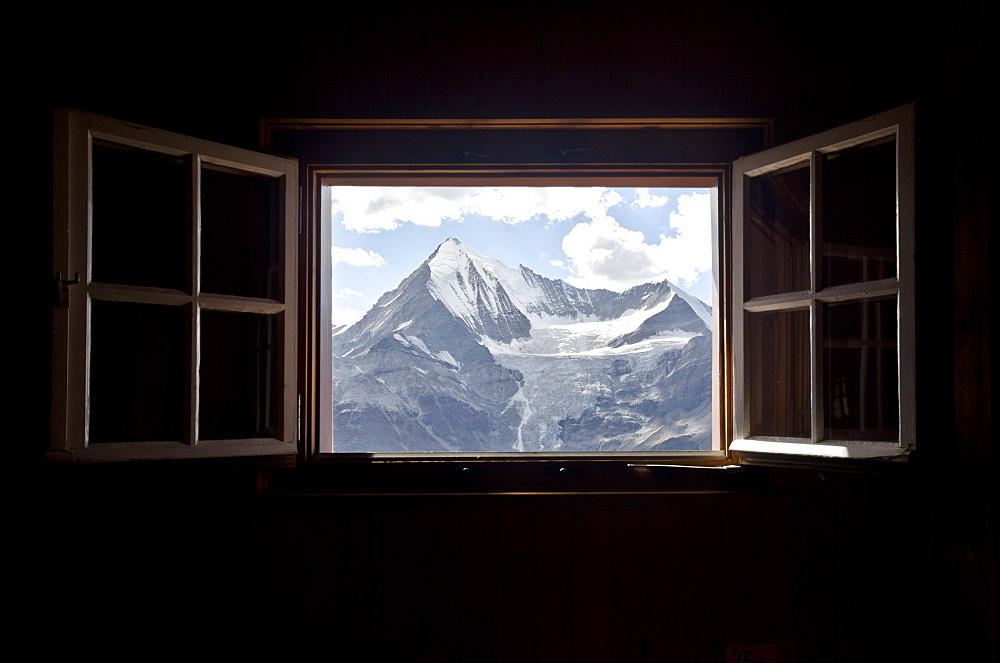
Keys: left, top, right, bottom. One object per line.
{"left": 52, "top": 109, "right": 912, "bottom": 467}
{"left": 49, "top": 109, "right": 298, "bottom": 461}
{"left": 320, "top": 181, "right": 722, "bottom": 456}
{"left": 262, "top": 117, "right": 776, "bottom": 465}
{"left": 730, "top": 104, "right": 915, "bottom": 461}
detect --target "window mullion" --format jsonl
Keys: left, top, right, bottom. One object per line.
{"left": 895, "top": 113, "right": 916, "bottom": 450}
{"left": 187, "top": 154, "right": 201, "bottom": 446}
{"left": 809, "top": 150, "right": 823, "bottom": 443}
{"left": 186, "top": 302, "right": 199, "bottom": 445}
{"left": 281, "top": 170, "right": 298, "bottom": 445}
{"left": 65, "top": 117, "right": 90, "bottom": 450}
{"left": 732, "top": 168, "right": 747, "bottom": 441}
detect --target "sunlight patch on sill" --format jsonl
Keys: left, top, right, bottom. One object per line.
{"left": 730, "top": 439, "right": 908, "bottom": 460}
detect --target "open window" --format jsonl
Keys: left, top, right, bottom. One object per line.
{"left": 730, "top": 104, "right": 915, "bottom": 462}
{"left": 50, "top": 109, "right": 298, "bottom": 461}
{"left": 51, "top": 108, "right": 913, "bottom": 468}
{"left": 258, "top": 117, "right": 777, "bottom": 467}
{"left": 277, "top": 110, "right": 913, "bottom": 467}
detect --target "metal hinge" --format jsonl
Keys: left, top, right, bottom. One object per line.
{"left": 54, "top": 272, "right": 80, "bottom": 308}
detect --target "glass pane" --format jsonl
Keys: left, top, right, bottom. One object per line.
{"left": 201, "top": 166, "right": 280, "bottom": 299}
{"left": 92, "top": 142, "right": 187, "bottom": 290}
{"left": 745, "top": 161, "right": 810, "bottom": 299}
{"left": 90, "top": 300, "right": 186, "bottom": 443}
{"left": 821, "top": 136, "right": 897, "bottom": 288}
{"left": 822, "top": 297, "right": 898, "bottom": 441}
{"left": 327, "top": 185, "right": 717, "bottom": 453}
{"left": 200, "top": 310, "right": 281, "bottom": 440}
{"left": 746, "top": 309, "right": 810, "bottom": 438}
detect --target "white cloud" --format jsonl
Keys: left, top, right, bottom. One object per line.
{"left": 330, "top": 186, "right": 623, "bottom": 233}
{"left": 549, "top": 259, "right": 564, "bottom": 268}
{"left": 632, "top": 188, "right": 670, "bottom": 208}
{"left": 331, "top": 246, "right": 385, "bottom": 266}
{"left": 561, "top": 192, "right": 712, "bottom": 291}
{"left": 335, "top": 287, "right": 364, "bottom": 298}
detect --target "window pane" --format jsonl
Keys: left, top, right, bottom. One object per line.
{"left": 745, "top": 162, "right": 810, "bottom": 299}
{"left": 90, "top": 300, "right": 186, "bottom": 443}
{"left": 746, "top": 309, "right": 811, "bottom": 438}
{"left": 822, "top": 297, "right": 898, "bottom": 441}
{"left": 201, "top": 166, "right": 281, "bottom": 299}
{"left": 92, "top": 142, "right": 187, "bottom": 290}
{"left": 327, "top": 185, "right": 717, "bottom": 453}
{"left": 200, "top": 310, "right": 281, "bottom": 440}
{"left": 821, "top": 136, "right": 897, "bottom": 288}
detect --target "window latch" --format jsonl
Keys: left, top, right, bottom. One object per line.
{"left": 54, "top": 272, "right": 80, "bottom": 309}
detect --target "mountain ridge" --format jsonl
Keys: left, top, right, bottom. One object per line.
{"left": 332, "top": 238, "right": 713, "bottom": 453}
{"left": 337, "top": 237, "right": 710, "bottom": 353}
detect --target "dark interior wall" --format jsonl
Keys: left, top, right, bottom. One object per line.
{"left": 44, "top": 2, "right": 924, "bottom": 145}
{"left": 32, "top": 1, "right": 991, "bottom": 660}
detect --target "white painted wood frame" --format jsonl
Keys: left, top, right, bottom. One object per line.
{"left": 731, "top": 105, "right": 915, "bottom": 460}
{"left": 50, "top": 109, "right": 298, "bottom": 461}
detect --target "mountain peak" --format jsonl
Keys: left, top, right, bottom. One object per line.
{"left": 434, "top": 236, "right": 473, "bottom": 252}
{"left": 432, "top": 236, "right": 482, "bottom": 259}
{"left": 427, "top": 237, "right": 514, "bottom": 281}
{"left": 424, "top": 238, "right": 533, "bottom": 342}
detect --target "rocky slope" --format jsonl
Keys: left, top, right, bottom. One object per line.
{"left": 332, "top": 238, "right": 713, "bottom": 452}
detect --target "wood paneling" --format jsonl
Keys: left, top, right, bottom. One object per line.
{"left": 178, "top": 486, "right": 913, "bottom": 663}
{"left": 35, "top": 1, "right": 993, "bottom": 660}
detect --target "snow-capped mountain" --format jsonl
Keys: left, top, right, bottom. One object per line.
{"left": 332, "top": 238, "right": 713, "bottom": 453}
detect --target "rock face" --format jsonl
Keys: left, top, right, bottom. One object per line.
{"left": 332, "top": 238, "right": 714, "bottom": 453}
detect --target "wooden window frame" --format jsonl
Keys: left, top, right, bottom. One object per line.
{"left": 261, "top": 117, "right": 776, "bottom": 470}
{"left": 49, "top": 109, "right": 299, "bottom": 462}
{"left": 315, "top": 172, "right": 726, "bottom": 462}
{"left": 730, "top": 105, "right": 916, "bottom": 462}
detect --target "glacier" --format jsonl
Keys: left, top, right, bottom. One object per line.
{"left": 331, "top": 238, "right": 713, "bottom": 453}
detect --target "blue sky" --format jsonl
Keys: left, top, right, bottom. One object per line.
{"left": 328, "top": 186, "right": 715, "bottom": 327}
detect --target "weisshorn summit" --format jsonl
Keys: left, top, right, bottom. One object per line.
{"left": 332, "top": 238, "right": 713, "bottom": 453}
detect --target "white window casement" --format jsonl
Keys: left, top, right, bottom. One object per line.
{"left": 50, "top": 107, "right": 914, "bottom": 468}
{"left": 730, "top": 104, "right": 915, "bottom": 462}
{"left": 50, "top": 109, "right": 298, "bottom": 461}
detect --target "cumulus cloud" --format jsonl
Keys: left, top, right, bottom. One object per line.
{"left": 329, "top": 186, "right": 623, "bottom": 233}
{"left": 335, "top": 287, "right": 364, "bottom": 298}
{"left": 331, "top": 246, "right": 385, "bottom": 266}
{"left": 632, "top": 188, "right": 670, "bottom": 208}
{"left": 561, "top": 192, "right": 712, "bottom": 291}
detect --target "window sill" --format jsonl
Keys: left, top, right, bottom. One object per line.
{"left": 731, "top": 439, "right": 912, "bottom": 473}
{"left": 262, "top": 453, "right": 760, "bottom": 496}
{"left": 730, "top": 439, "right": 909, "bottom": 460}
{"left": 46, "top": 442, "right": 297, "bottom": 463}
